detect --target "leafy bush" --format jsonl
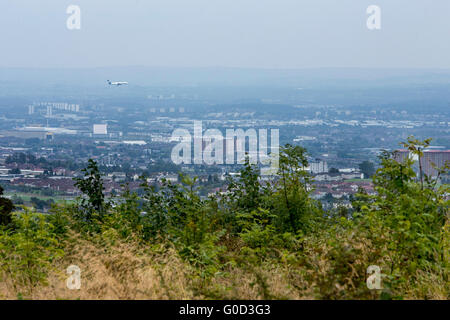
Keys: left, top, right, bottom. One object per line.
{"left": 0, "top": 208, "right": 63, "bottom": 292}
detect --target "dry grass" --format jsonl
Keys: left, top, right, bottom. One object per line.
{"left": 0, "top": 235, "right": 314, "bottom": 300}
{"left": 400, "top": 268, "right": 449, "bottom": 300}
{"left": 0, "top": 231, "right": 447, "bottom": 300}
{"left": 0, "top": 233, "right": 194, "bottom": 300}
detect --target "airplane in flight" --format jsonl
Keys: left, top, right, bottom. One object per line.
{"left": 107, "top": 80, "right": 129, "bottom": 86}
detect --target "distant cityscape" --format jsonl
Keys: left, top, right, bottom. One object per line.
{"left": 0, "top": 69, "right": 449, "bottom": 211}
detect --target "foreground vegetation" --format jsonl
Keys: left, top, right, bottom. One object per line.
{"left": 0, "top": 137, "right": 448, "bottom": 300}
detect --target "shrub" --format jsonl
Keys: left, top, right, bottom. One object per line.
{"left": 0, "top": 208, "right": 63, "bottom": 293}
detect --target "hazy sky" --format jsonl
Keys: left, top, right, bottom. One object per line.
{"left": 0, "top": 0, "right": 449, "bottom": 69}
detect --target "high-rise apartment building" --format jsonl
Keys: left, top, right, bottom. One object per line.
{"left": 394, "top": 149, "right": 450, "bottom": 177}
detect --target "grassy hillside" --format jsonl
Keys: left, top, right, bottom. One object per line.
{"left": 0, "top": 138, "right": 448, "bottom": 300}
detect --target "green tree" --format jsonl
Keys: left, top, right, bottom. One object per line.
{"left": 329, "top": 167, "right": 339, "bottom": 174}
{"left": 352, "top": 137, "right": 449, "bottom": 295}
{"left": 223, "top": 157, "right": 273, "bottom": 237}
{"left": 227, "top": 157, "right": 266, "bottom": 214}
{"left": 273, "top": 144, "right": 321, "bottom": 234}
{"left": 73, "top": 159, "right": 107, "bottom": 222}
{"left": 0, "top": 186, "right": 14, "bottom": 228}
{"left": 399, "top": 136, "right": 432, "bottom": 190}
{"left": 8, "top": 168, "right": 21, "bottom": 175}
{"left": 0, "top": 208, "right": 62, "bottom": 292}
{"left": 358, "top": 161, "right": 375, "bottom": 179}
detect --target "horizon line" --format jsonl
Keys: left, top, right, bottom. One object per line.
{"left": 1, "top": 66, "right": 450, "bottom": 71}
